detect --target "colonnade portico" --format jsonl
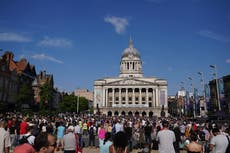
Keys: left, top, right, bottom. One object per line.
{"left": 106, "top": 87, "right": 160, "bottom": 108}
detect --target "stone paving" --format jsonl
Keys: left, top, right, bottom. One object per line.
{"left": 55, "top": 147, "right": 187, "bottom": 153}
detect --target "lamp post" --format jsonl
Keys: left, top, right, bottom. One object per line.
{"left": 188, "top": 77, "right": 196, "bottom": 118}
{"left": 77, "top": 94, "right": 80, "bottom": 114}
{"left": 198, "top": 72, "right": 207, "bottom": 114}
{"left": 210, "top": 65, "right": 221, "bottom": 111}
{"left": 180, "top": 81, "right": 185, "bottom": 116}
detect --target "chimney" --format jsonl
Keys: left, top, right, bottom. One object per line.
{"left": 3, "top": 51, "right": 14, "bottom": 61}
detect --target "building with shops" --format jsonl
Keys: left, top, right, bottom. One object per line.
{"left": 93, "top": 39, "right": 168, "bottom": 116}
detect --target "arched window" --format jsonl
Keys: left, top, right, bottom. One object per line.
{"left": 114, "top": 111, "right": 119, "bottom": 116}
{"left": 142, "top": 111, "right": 146, "bottom": 116}
{"left": 149, "top": 111, "right": 153, "bottom": 117}
{"left": 108, "top": 111, "right": 112, "bottom": 116}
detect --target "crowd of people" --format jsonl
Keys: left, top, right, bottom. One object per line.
{"left": 0, "top": 112, "right": 229, "bottom": 153}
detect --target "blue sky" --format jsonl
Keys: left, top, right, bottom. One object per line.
{"left": 0, "top": 0, "right": 229, "bottom": 95}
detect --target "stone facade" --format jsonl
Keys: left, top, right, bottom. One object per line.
{"left": 94, "top": 39, "right": 168, "bottom": 116}
{"left": 0, "top": 51, "right": 36, "bottom": 111}
{"left": 74, "top": 89, "right": 93, "bottom": 101}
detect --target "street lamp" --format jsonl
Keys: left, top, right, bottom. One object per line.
{"left": 198, "top": 72, "right": 207, "bottom": 113}
{"left": 188, "top": 77, "right": 196, "bottom": 118}
{"left": 180, "top": 81, "right": 185, "bottom": 116}
{"left": 209, "top": 65, "right": 221, "bottom": 111}
{"left": 77, "top": 94, "right": 79, "bottom": 114}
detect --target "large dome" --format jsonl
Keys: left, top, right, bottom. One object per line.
{"left": 122, "top": 38, "right": 140, "bottom": 58}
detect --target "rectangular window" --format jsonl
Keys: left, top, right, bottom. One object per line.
{"left": 142, "top": 97, "right": 145, "bottom": 101}
{"left": 128, "top": 97, "right": 132, "bottom": 101}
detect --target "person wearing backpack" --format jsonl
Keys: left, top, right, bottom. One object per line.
{"left": 22, "top": 125, "right": 35, "bottom": 145}
{"left": 209, "top": 128, "right": 229, "bottom": 153}
{"left": 88, "top": 124, "right": 96, "bottom": 147}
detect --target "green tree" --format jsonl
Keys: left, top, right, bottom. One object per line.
{"left": 58, "top": 94, "right": 89, "bottom": 112}
{"left": 16, "top": 84, "right": 33, "bottom": 110}
{"left": 39, "top": 82, "right": 53, "bottom": 110}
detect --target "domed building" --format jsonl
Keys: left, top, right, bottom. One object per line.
{"left": 93, "top": 38, "right": 168, "bottom": 117}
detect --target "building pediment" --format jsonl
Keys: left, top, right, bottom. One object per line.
{"left": 107, "top": 78, "right": 153, "bottom": 85}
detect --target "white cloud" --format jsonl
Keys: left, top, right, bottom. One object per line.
{"left": 31, "top": 54, "right": 64, "bottom": 64}
{"left": 0, "top": 32, "right": 32, "bottom": 42}
{"left": 198, "top": 30, "right": 230, "bottom": 42}
{"left": 38, "top": 36, "right": 72, "bottom": 48}
{"left": 104, "top": 16, "right": 129, "bottom": 34}
{"left": 226, "top": 59, "right": 230, "bottom": 63}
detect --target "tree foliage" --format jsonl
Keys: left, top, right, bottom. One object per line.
{"left": 58, "top": 94, "right": 88, "bottom": 112}
{"left": 16, "top": 84, "right": 33, "bottom": 110}
{"left": 39, "top": 82, "right": 53, "bottom": 110}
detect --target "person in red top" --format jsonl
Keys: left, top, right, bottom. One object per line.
{"left": 20, "top": 117, "right": 28, "bottom": 139}
{"left": 13, "top": 143, "right": 35, "bottom": 153}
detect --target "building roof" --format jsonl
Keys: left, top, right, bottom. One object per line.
{"left": 121, "top": 37, "right": 140, "bottom": 58}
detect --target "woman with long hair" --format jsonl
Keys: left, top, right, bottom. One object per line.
{"left": 109, "top": 131, "right": 129, "bottom": 153}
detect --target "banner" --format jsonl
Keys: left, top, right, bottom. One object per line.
{"left": 218, "top": 78, "right": 225, "bottom": 109}
{"left": 204, "top": 84, "right": 210, "bottom": 111}
{"left": 160, "top": 90, "right": 166, "bottom": 105}
{"left": 194, "top": 88, "right": 199, "bottom": 113}
{"left": 218, "top": 78, "right": 225, "bottom": 99}
{"left": 186, "top": 91, "right": 190, "bottom": 112}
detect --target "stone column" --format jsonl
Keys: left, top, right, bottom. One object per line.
{"left": 132, "top": 88, "right": 135, "bottom": 104}
{"left": 126, "top": 88, "right": 128, "bottom": 105}
{"left": 153, "top": 89, "right": 155, "bottom": 108}
{"left": 112, "top": 88, "right": 115, "bottom": 106}
{"left": 139, "top": 88, "right": 142, "bottom": 104}
{"left": 105, "top": 88, "right": 108, "bottom": 107}
{"left": 155, "top": 88, "right": 159, "bottom": 108}
{"left": 119, "top": 88, "right": 121, "bottom": 104}
{"left": 146, "top": 88, "right": 149, "bottom": 104}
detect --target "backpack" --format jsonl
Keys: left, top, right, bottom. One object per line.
{"left": 19, "top": 135, "right": 31, "bottom": 144}
{"left": 112, "top": 125, "right": 116, "bottom": 134}
{"left": 225, "top": 135, "right": 230, "bottom": 153}
{"left": 89, "top": 126, "right": 94, "bottom": 135}
{"left": 199, "top": 131, "right": 205, "bottom": 141}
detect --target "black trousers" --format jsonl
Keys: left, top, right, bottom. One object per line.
{"left": 88, "top": 135, "right": 95, "bottom": 146}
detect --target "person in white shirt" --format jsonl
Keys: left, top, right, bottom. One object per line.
{"left": 157, "top": 120, "right": 176, "bottom": 153}
{"left": 0, "top": 120, "right": 11, "bottom": 153}
{"left": 209, "top": 128, "right": 229, "bottom": 153}
{"left": 24, "top": 125, "right": 35, "bottom": 145}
